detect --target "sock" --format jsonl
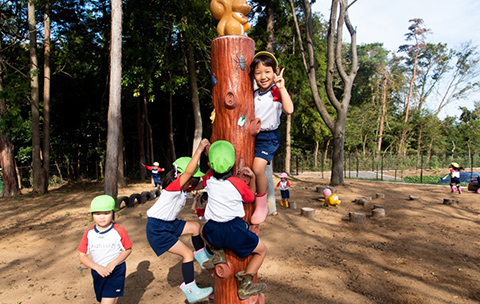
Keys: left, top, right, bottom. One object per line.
{"left": 182, "top": 261, "right": 195, "bottom": 284}
{"left": 191, "top": 235, "right": 204, "bottom": 251}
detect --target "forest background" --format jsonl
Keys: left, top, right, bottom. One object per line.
{"left": 0, "top": 0, "right": 479, "bottom": 196}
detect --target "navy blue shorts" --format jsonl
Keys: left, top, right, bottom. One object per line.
{"left": 146, "top": 217, "right": 186, "bottom": 256}
{"left": 451, "top": 177, "right": 460, "bottom": 184}
{"left": 202, "top": 217, "right": 259, "bottom": 258}
{"left": 153, "top": 177, "right": 162, "bottom": 186}
{"left": 281, "top": 189, "right": 290, "bottom": 199}
{"left": 255, "top": 130, "right": 280, "bottom": 163}
{"left": 91, "top": 262, "right": 126, "bottom": 302}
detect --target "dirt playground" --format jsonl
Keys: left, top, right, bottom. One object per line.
{"left": 1, "top": 172, "right": 480, "bottom": 304}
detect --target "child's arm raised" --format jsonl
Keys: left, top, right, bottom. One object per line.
{"left": 274, "top": 68, "right": 294, "bottom": 115}
{"left": 179, "top": 138, "right": 211, "bottom": 187}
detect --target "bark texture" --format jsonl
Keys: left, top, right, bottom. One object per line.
{"left": 210, "top": 35, "right": 259, "bottom": 304}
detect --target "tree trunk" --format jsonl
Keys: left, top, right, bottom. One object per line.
{"left": 331, "top": 118, "right": 346, "bottom": 185}
{"left": 297, "top": 0, "right": 357, "bottom": 186}
{"left": 210, "top": 35, "right": 257, "bottom": 304}
{"left": 0, "top": 29, "right": 20, "bottom": 196}
{"left": 104, "top": 0, "right": 122, "bottom": 197}
{"left": 266, "top": 0, "right": 274, "bottom": 52}
{"left": 285, "top": 114, "right": 291, "bottom": 174}
{"left": 377, "top": 76, "right": 388, "bottom": 153}
{"left": 168, "top": 88, "right": 176, "bottom": 162}
{"left": 118, "top": 116, "right": 127, "bottom": 188}
{"left": 42, "top": 3, "right": 51, "bottom": 191}
{"left": 137, "top": 91, "right": 146, "bottom": 180}
{"left": 29, "top": 0, "right": 46, "bottom": 194}
{"left": 185, "top": 36, "right": 203, "bottom": 155}
{"left": 399, "top": 43, "right": 420, "bottom": 156}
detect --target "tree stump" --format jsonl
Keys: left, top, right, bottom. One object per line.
{"left": 210, "top": 35, "right": 262, "bottom": 304}
{"left": 354, "top": 197, "right": 368, "bottom": 206}
{"left": 301, "top": 207, "right": 315, "bottom": 219}
{"left": 372, "top": 204, "right": 384, "bottom": 210}
{"left": 443, "top": 198, "right": 459, "bottom": 205}
{"left": 409, "top": 195, "right": 420, "bottom": 200}
{"left": 376, "top": 193, "right": 385, "bottom": 199}
{"left": 349, "top": 212, "right": 366, "bottom": 224}
{"left": 371, "top": 208, "right": 386, "bottom": 218}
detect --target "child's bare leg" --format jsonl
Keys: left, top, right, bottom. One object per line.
{"left": 253, "top": 157, "right": 268, "bottom": 195}
{"left": 245, "top": 240, "right": 267, "bottom": 275}
{"left": 168, "top": 240, "right": 194, "bottom": 262}
{"left": 182, "top": 221, "right": 201, "bottom": 237}
{"left": 100, "top": 297, "right": 117, "bottom": 304}
{"left": 236, "top": 240, "right": 267, "bottom": 299}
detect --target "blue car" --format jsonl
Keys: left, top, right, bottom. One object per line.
{"left": 438, "top": 171, "right": 480, "bottom": 184}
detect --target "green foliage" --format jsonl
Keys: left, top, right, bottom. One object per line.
{"left": 403, "top": 175, "right": 442, "bottom": 184}
{"left": 1, "top": 0, "right": 479, "bottom": 186}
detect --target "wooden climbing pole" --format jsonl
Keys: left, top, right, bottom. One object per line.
{"left": 210, "top": 35, "right": 264, "bottom": 304}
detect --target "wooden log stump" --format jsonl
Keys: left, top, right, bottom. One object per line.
{"left": 376, "top": 193, "right": 385, "bottom": 199}
{"left": 349, "top": 212, "right": 366, "bottom": 223}
{"left": 290, "top": 201, "right": 297, "bottom": 209}
{"left": 371, "top": 208, "right": 386, "bottom": 218}
{"left": 301, "top": 207, "right": 315, "bottom": 219}
{"left": 354, "top": 197, "right": 368, "bottom": 206}
{"left": 443, "top": 198, "right": 459, "bottom": 205}
{"left": 409, "top": 195, "right": 421, "bottom": 200}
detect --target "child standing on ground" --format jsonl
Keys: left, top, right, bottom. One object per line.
{"left": 250, "top": 51, "right": 294, "bottom": 224}
{"left": 146, "top": 139, "right": 213, "bottom": 303}
{"left": 191, "top": 191, "right": 208, "bottom": 220}
{"left": 276, "top": 172, "right": 291, "bottom": 208}
{"left": 450, "top": 162, "right": 464, "bottom": 194}
{"left": 201, "top": 140, "right": 268, "bottom": 300}
{"left": 77, "top": 195, "right": 133, "bottom": 304}
{"left": 141, "top": 162, "right": 165, "bottom": 190}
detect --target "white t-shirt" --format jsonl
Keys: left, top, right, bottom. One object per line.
{"left": 202, "top": 172, "right": 255, "bottom": 222}
{"left": 77, "top": 223, "right": 132, "bottom": 267}
{"left": 254, "top": 85, "right": 283, "bottom": 131}
{"left": 147, "top": 178, "right": 188, "bottom": 221}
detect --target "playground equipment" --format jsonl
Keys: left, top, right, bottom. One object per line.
{"left": 208, "top": 0, "right": 265, "bottom": 303}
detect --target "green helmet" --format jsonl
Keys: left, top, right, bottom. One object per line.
{"left": 173, "top": 157, "right": 205, "bottom": 177}
{"left": 209, "top": 140, "right": 235, "bottom": 174}
{"left": 90, "top": 195, "right": 115, "bottom": 212}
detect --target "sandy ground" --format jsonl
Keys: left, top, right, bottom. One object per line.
{"left": 1, "top": 173, "right": 480, "bottom": 304}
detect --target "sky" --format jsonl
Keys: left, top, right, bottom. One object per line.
{"left": 312, "top": 0, "right": 480, "bottom": 119}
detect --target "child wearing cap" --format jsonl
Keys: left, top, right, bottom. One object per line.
{"left": 201, "top": 140, "right": 268, "bottom": 300}
{"left": 276, "top": 172, "right": 291, "bottom": 208}
{"left": 141, "top": 162, "right": 165, "bottom": 190}
{"left": 250, "top": 51, "right": 294, "bottom": 224}
{"left": 449, "top": 162, "right": 464, "bottom": 194}
{"left": 146, "top": 138, "right": 213, "bottom": 303}
{"left": 77, "top": 195, "right": 133, "bottom": 303}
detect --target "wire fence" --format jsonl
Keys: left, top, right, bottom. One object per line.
{"left": 273, "top": 152, "right": 479, "bottom": 183}
{"left": 6, "top": 152, "right": 478, "bottom": 189}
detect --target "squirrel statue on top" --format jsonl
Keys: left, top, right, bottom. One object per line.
{"left": 210, "top": 0, "right": 251, "bottom": 36}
